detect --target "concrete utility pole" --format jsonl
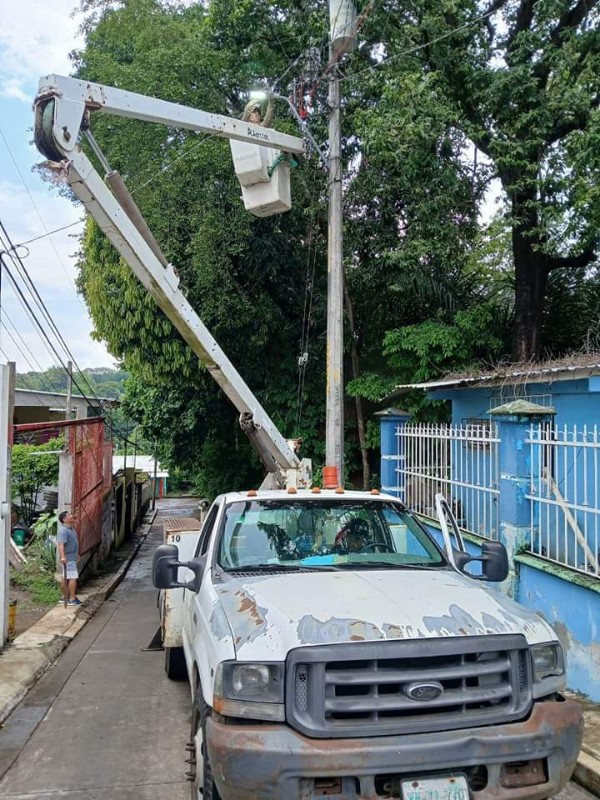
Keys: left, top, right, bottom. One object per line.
{"left": 325, "top": 0, "right": 356, "bottom": 487}
{"left": 325, "top": 69, "right": 344, "bottom": 484}
{"left": 65, "top": 360, "right": 73, "bottom": 420}
{"left": 0, "top": 362, "right": 15, "bottom": 647}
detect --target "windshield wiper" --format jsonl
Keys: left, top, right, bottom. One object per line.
{"left": 225, "top": 563, "right": 340, "bottom": 572}
{"left": 335, "top": 561, "right": 440, "bottom": 570}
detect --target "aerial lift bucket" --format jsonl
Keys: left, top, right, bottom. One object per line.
{"left": 230, "top": 140, "right": 292, "bottom": 217}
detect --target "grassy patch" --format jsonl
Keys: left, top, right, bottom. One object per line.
{"left": 11, "top": 568, "right": 61, "bottom": 605}
{"left": 10, "top": 538, "right": 61, "bottom": 605}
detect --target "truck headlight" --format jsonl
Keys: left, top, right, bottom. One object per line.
{"left": 213, "top": 661, "right": 285, "bottom": 722}
{"left": 531, "top": 642, "right": 565, "bottom": 698}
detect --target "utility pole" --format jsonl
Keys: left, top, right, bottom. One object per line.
{"left": 151, "top": 446, "right": 158, "bottom": 511}
{"left": 0, "top": 362, "right": 15, "bottom": 647}
{"left": 324, "top": 0, "right": 356, "bottom": 487}
{"left": 325, "top": 67, "right": 344, "bottom": 486}
{"left": 65, "top": 360, "right": 73, "bottom": 420}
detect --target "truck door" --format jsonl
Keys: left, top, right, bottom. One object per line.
{"left": 182, "top": 502, "right": 224, "bottom": 688}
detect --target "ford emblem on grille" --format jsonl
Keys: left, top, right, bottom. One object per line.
{"left": 405, "top": 681, "right": 444, "bottom": 701}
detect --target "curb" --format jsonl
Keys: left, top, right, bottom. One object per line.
{"left": 0, "top": 510, "right": 157, "bottom": 726}
{"left": 574, "top": 750, "right": 600, "bottom": 796}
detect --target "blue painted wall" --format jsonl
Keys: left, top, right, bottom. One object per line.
{"left": 430, "top": 378, "right": 600, "bottom": 430}
{"left": 516, "top": 557, "right": 600, "bottom": 701}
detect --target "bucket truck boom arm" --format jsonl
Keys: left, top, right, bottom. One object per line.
{"left": 33, "top": 75, "right": 310, "bottom": 489}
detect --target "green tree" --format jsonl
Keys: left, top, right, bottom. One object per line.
{"left": 72, "top": 0, "right": 596, "bottom": 490}
{"left": 16, "top": 366, "right": 128, "bottom": 400}
{"left": 355, "top": 0, "right": 600, "bottom": 360}
{"left": 11, "top": 438, "right": 64, "bottom": 525}
{"left": 73, "top": 0, "right": 332, "bottom": 492}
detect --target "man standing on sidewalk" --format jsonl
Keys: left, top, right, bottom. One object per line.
{"left": 57, "top": 511, "right": 81, "bottom": 606}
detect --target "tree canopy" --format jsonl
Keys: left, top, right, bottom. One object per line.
{"left": 17, "top": 365, "right": 128, "bottom": 400}
{"left": 70, "top": 0, "right": 600, "bottom": 494}
{"left": 354, "top": 0, "right": 600, "bottom": 360}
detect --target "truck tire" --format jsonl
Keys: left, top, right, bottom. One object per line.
{"left": 189, "top": 689, "right": 220, "bottom": 800}
{"left": 164, "top": 646, "right": 187, "bottom": 680}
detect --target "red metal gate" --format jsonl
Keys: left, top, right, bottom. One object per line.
{"left": 71, "top": 418, "right": 112, "bottom": 555}
{"left": 14, "top": 417, "right": 112, "bottom": 556}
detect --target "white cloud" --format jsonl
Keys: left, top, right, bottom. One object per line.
{"left": 0, "top": 178, "right": 116, "bottom": 372}
{"left": 0, "top": 2, "right": 118, "bottom": 374}
{"left": 0, "top": 1, "right": 83, "bottom": 99}
{"left": 0, "top": 178, "right": 83, "bottom": 292}
{"left": 2, "top": 82, "right": 30, "bottom": 104}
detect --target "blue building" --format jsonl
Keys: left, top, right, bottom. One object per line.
{"left": 380, "top": 358, "right": 600, "bottom": 700}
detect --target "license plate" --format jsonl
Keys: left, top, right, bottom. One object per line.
{"left": 401, "top": 774, "right": 469, "bottom": 800}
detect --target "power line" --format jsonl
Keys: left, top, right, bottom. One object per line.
{"left": 0, "top": 127, "right": 88, "bottom": 314}
{"left": 0, "top": 221, "right": 102, "bottom": 405}
{"left": 1, "top": 310, "right": 47, "bottom": 375}
{"left": 342, "top": 6, "right": 500, "bottom": 84}
{"left": 12, "top": 220, "right": 84, "bottom": 249}
{"left": 0, "top": 226, "right": 101, "bottom": 410}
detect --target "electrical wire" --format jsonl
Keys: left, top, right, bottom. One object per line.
{"left": 130, "top": 134, "right": 213, "bottom": 196}
{"left": 0, "top": 310, "right": 85, "bottom": 412}
{"left": 0, "top": 135, "right": 124, "bottom": 436}
{"left": 1, "top": 309, "right": 48, "bottom": 375}
{"left": 0, "top": 220, "right": 102, "bottom": 404}
{"left": 0, "top": 226, "right": 117, "bottom": 463}
{"left": 12, "top": 220, "right": 84, "bottom": 249}
{"left": 341, "top": 6, "right": 501, "bottom": 84}
{"left": 295, "top": 155, "right": 323, "bottom": 437}
{"left": 0, "top": 127, "right": 88, "bottom": 314}
{"left": 0, "top": 258, "right": 93, "bottom": 409}
{"left": 0, "top": 222, "right": 83, "bottom": 372}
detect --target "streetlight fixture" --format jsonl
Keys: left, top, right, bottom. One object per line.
{"left": 249, "top": 90, "right": 328, "bottom": 169}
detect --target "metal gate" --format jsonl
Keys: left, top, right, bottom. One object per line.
{"left": 527, "top": 423, "right": 600, "bottom": 577}
{"left": 71, "top": 418, "right": 112, "bottom": 555}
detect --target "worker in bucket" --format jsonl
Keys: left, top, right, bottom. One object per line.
{"left": 242, "top": 97, "right": 274, "bottom": 128}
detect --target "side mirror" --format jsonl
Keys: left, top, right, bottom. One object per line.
{"left": 152, "top": 544, "right": 205, "bottom": 593}
{"left": 153, "top": 544, "right": 180, "bottom": 589}
{"left": 481, "top": 541, "right": 509, "bottom": 582}
{"left": 454, "top": 541, "right": 509, "bottom": 583}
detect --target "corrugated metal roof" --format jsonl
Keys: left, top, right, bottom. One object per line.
{"left": 389, "top": 361, "right": 600, "bottom": 394}
{"left": 112, "top": 455, "right": 169, "bottom": 477}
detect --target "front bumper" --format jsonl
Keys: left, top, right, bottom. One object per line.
{"left": 206, "top": 695, "right": 583, "bottom": 800}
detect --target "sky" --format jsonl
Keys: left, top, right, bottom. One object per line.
{"left": 0, "top": 1, "right": 116, "bottom": 374}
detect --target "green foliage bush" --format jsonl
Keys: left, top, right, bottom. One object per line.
{"left": 11, "top": 438, "right": 64, "bottom": 525}
{"left": 11, "top": 511, "right": 61, "bottom": 605}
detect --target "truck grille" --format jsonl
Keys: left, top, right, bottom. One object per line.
{"left": 286, "top": 635, "right": 532, "bottom": 738}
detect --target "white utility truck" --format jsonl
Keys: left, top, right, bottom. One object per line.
{"left": 34, "top": 76, "right": 583, "bottom": 800}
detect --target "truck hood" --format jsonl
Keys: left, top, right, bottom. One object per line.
{"left": 213, "top": 567, "right": 556, "bottom": 660}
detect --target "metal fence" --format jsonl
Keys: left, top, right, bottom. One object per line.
{"left": 395, "top": 422, "right": 500, "bottom": 539}
{"left": 71, "top": 418, "right": 111, "bottom": 555}
{"left": 527, "top": 424, "right": 600, "bottom": 577}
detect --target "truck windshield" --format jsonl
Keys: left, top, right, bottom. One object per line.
{"left": 217, "top": 500, "right": 446, "bottom": 571}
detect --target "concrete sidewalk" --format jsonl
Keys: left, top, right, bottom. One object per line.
{"left": 572, "top": 695, "right": 600, "bottom": 796}
{"left": 0, "top": 511, "right": 155, "bottom": 726}
{"left": 1, "top": 511, "right": 599, "bottom": 796}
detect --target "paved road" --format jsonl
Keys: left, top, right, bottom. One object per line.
{"left": 0, "top": 498, "right": 195, "bottom": 799}
{"left": 0, "top": 497, "right": 594, "bottom": 800}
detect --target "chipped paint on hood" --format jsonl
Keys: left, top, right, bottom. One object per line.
{"left": 214, "top": 568, "right": 556, "bottom": 660}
